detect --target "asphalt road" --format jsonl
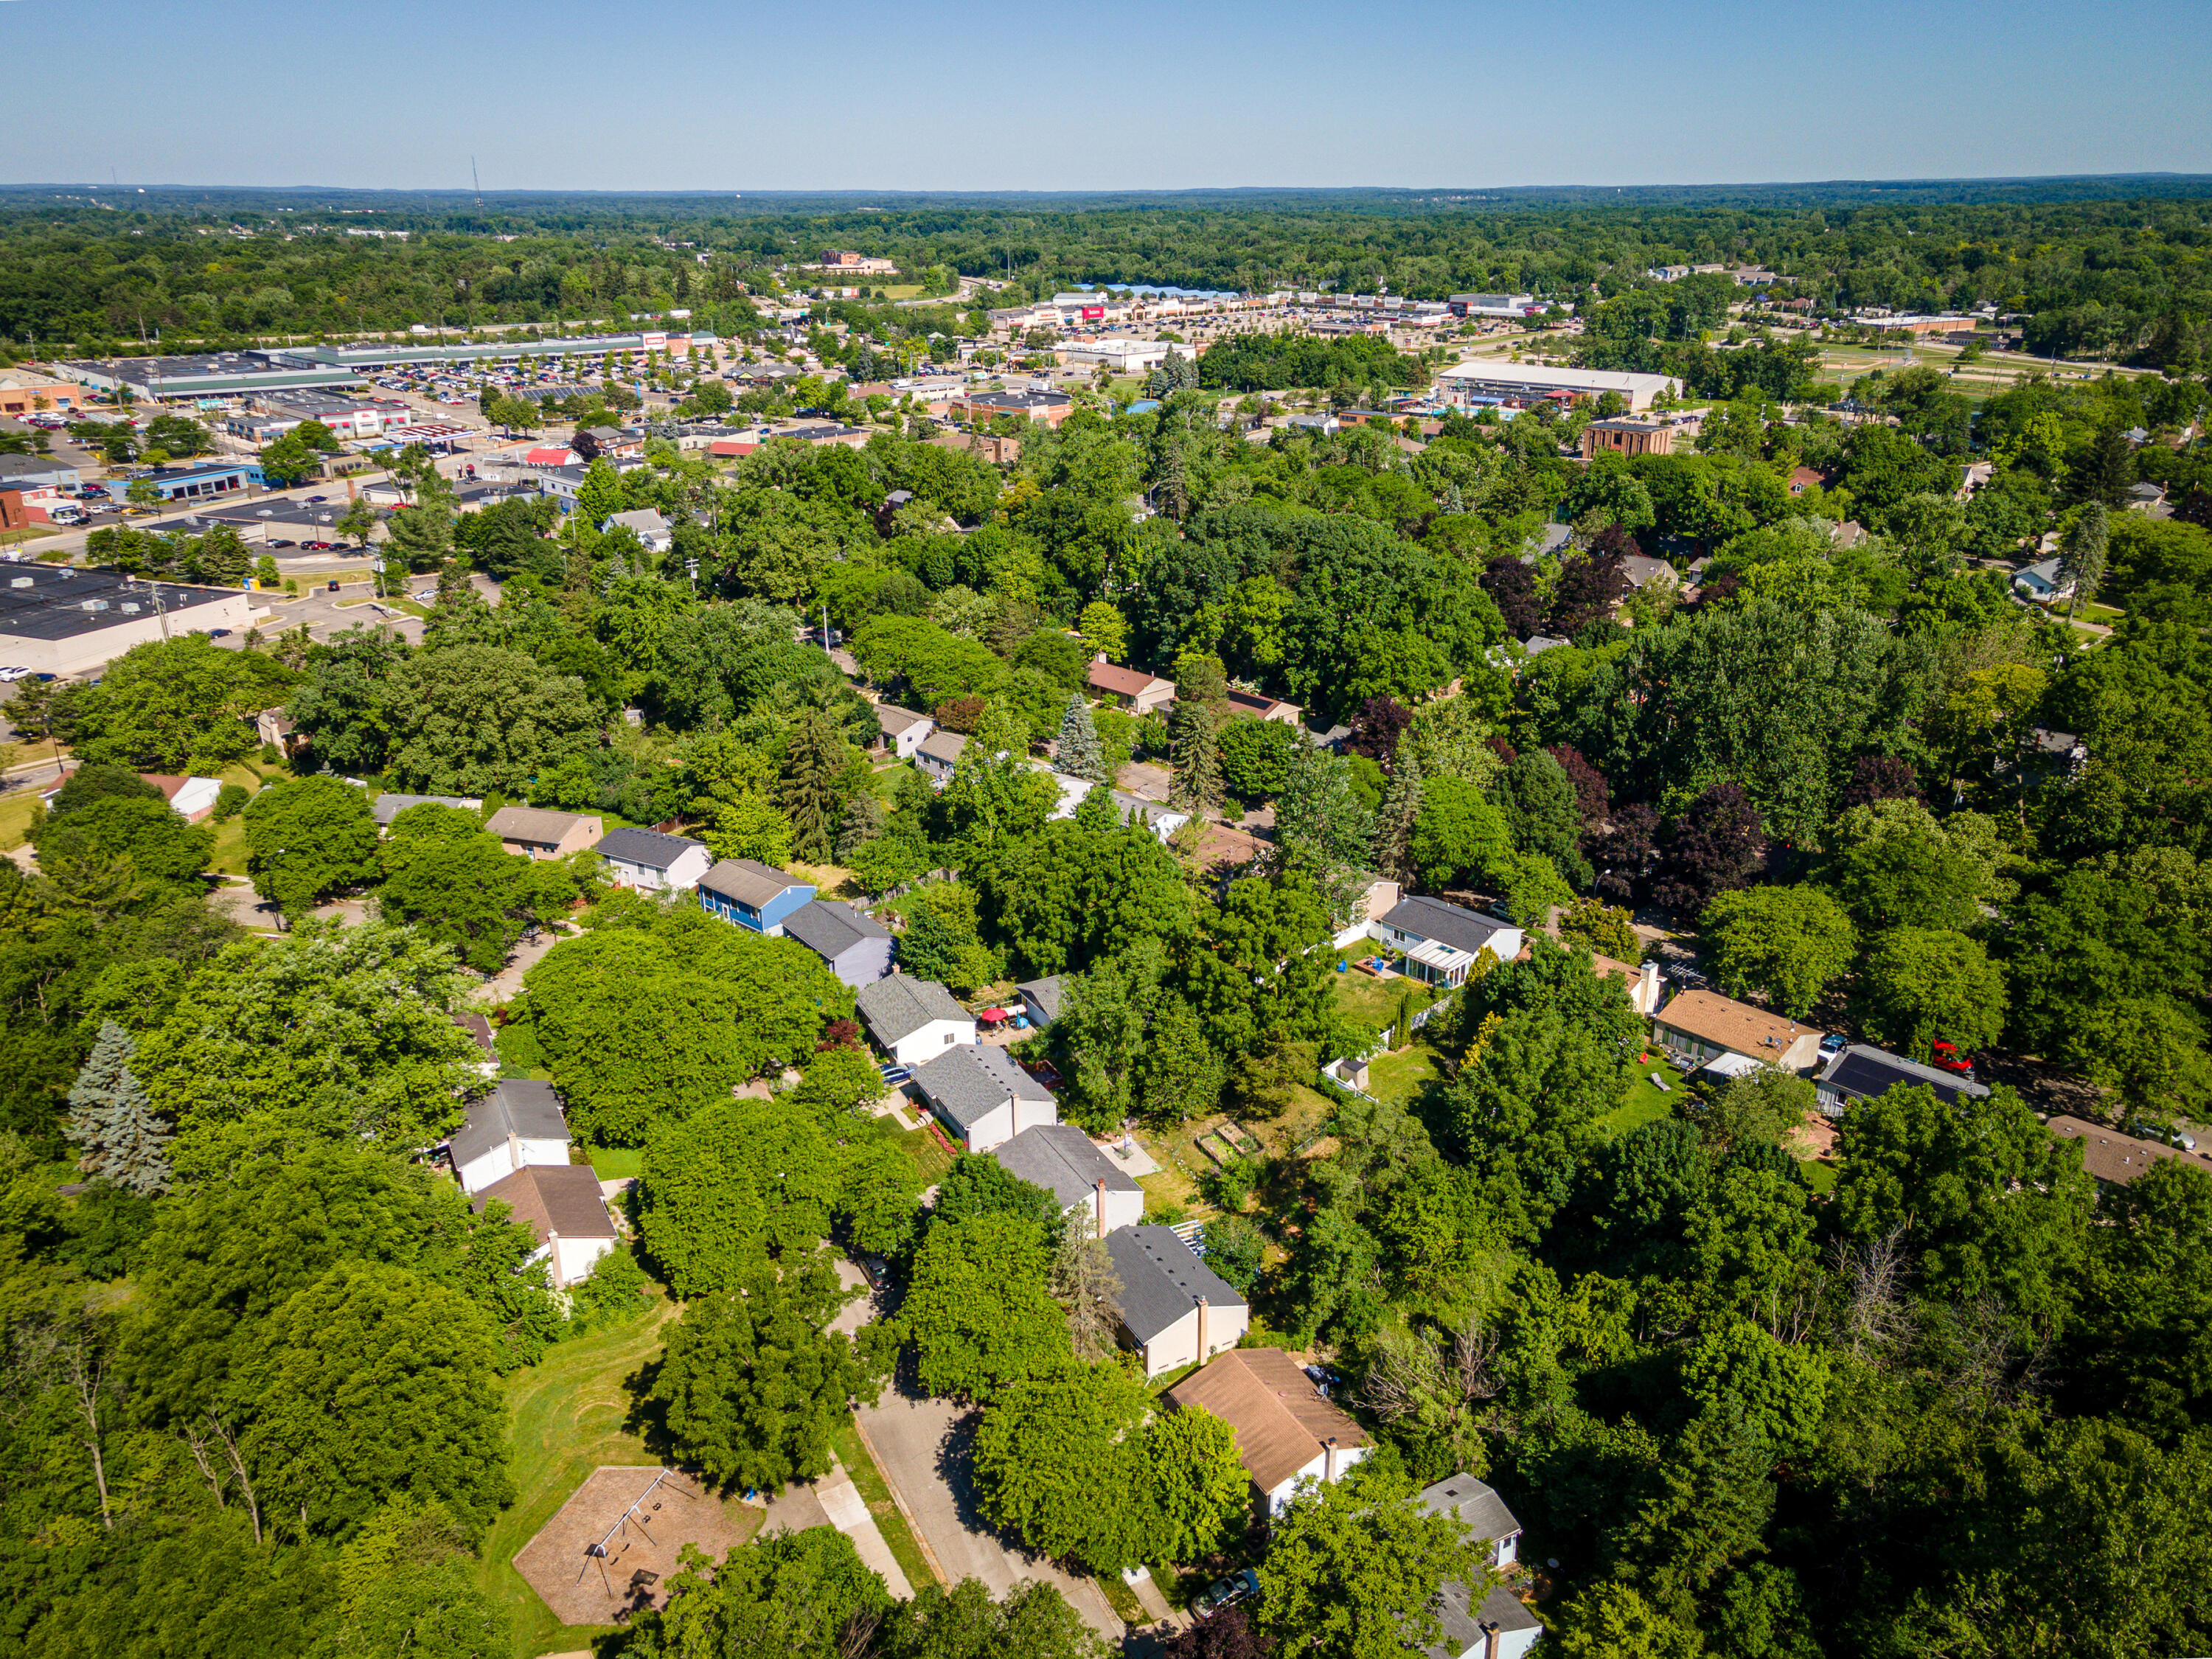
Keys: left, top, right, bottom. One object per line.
{"left": 855, "top": 1377, "right": 1122, "bottom": 1641}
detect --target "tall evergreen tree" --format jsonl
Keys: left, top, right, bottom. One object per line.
{"left": 1372, "top": 749, "right": 1425, "bottom": 888}
{"left": 64, "top": 1021, "right": 171, "bottom": 1195}
{"left": 2059, "top": 501, "right": 2110, "bottom": 625}
{"left": 779, "top": 711, "right": 848, "bottom": 864}
{"left": 1055, "top": 695, "right": 1108, "bottom": 783}
{"left": 1169, "top": 698, "right": 1223, "bottom": 815}
{"left": 835, "top": 787, "right": 887, "bottom": 860}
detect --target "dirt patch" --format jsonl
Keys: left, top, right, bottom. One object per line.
{"left": 512, "top": 1465, "right": 756, "bottom": 1627}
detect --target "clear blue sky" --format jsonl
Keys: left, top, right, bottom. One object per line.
{"left": 4, "top": 0, "right": 2208, "bottom": 192}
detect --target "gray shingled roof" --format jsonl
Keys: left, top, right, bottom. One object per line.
{"left": 1104, "top": 1225, "right": 1245, "bottom": 1344}
{"left": 372, "top": 792, "right": 481, "bottom": 827}
{"left": 450, "top": 1080, "right": 569, "bottom": 1169}
{"left": 1017, "top": 975, "right": 1064, "bottom": 1022}
{"left": 913, "top": 1043, "right": 1051, "bottom": 1128}
{"left": 874, "top": 704, "right": 933, "bottom": 735}
{"left": 1419, "top": 1474, "right": 1522, "bottom": 1549}
{"left": 990, "top": 1123, "right": 1137, "bottom": 1211}
{"left": 1427, "top": 1581, "right": 1541, "bottom": 1659}
{"left": 855, "top": 975, "right": 972, "bottom": 1046}
{"left": 782, "top": 899, "right": 891, "bottom": 960}
{"left": 917, "top": 730, "right": 968, "bottom": 766}
{"left": 698, "top": 857, "right": 808, "bottom": 908}
{"left": 594, "top": 825, "right": 708, "bottom": 871}
{"left": 1380, "top": 895, "right": 1517, "bottom": 957}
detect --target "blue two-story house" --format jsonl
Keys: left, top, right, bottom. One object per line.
{"left": 697, "top": 858, "right": 816, "bottom": 935}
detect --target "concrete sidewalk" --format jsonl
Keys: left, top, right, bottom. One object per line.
{"left": 760, "top": 1455, "right": 914, "bottom": 1599}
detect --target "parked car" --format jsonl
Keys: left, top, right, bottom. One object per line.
{"left": 1819, "top": 1032, "right": 1847, "bottom": 1058}
{"left": 327, "top": 579, "right": 341, "bottom": 591}
{"left": 268, "top": 538, "right": 296, "bottom": 549}
{"left": 1193, "top": 1570, "right": 1259, "bottom": 1619}
{"left": 878, "top": 1063, "right": 912, "bottom": 1086}
{"left": 1928, "top": 1041, "right": 1975, "bottom": 1077}
{"left": 856, "top": 1255, "right": 890, "bottom": 1293}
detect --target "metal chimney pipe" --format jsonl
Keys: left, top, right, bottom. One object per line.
{"left": 1196, "top": 1295, "right": 1208, "bottom": 1360}
{"left": 1095, "top": 1178, "right": 1107, "bottom": 1239}
{"left": 1323, "top": 1436, "right": 1337, "bottom": 1483}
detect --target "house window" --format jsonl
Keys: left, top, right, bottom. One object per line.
{"left": 944, "top": 1032, "right": 956, "bottom": 1045}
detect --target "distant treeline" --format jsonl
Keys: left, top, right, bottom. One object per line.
{"left": 2, "top": 184, "right": 2210, "bottom": 370}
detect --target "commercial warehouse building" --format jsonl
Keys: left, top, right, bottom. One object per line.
{"left": 1433, "top": 360, "right": 1678, "bottom": 411}
{"left": 0, "top": 564, "right": 260, "bottom": 676}
{"left": 60, "top": 330, "right": 717, "bottom": 405}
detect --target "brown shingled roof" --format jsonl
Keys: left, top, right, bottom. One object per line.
{"left": 1654, "top": 988, "right": 1820, "bottom": 1058}
{"left": 1086, "top": 661, "right": 1171, "bottom": 698}
{"left": 2048, "top": 1116, "right": 2207, "bottom": 1186}
{"left": 1166, "top": 1348, "right": 1366, "bottom": 1493}
{"left": 472, "top": 1164, "right": 615, "bottom": 1244}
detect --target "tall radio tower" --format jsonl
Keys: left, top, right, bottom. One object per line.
{"left": 472, "top": 156, "right": 482, "bottom": 211}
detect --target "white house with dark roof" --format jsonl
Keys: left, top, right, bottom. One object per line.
{"left": 603, "top": 507, "right": 673, "bottom": 552}
{"left": 856, "top": 975, "right": 976, "bottom": 1066}
{"left": 873, "top": 704, "right": 936, "bottom": 762}
{"left": 1417, "top": 1474, "right": 1541, "bottom": 1659}
{"left": 990, "top": 1122, "right": 1141, "bottom": 1234}
{"left": 1104, "top": 1225, "right": 1249, "bottom": 1379}
{"left": 1374, "top": 895, "right": 1524, "bottom": 988}
{"left": 451, "top": 1080, "right": 572, "bottom": 1196}
{"left": 781, "top": 899, "right": 895, "bottom": 987}
{"left": 593, "top": 826, "right": 713, "bottom": 893}
{"left": 911, "top": 1043, "right": 1054, "bottom": 1152}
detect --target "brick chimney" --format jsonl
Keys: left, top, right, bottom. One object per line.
{"left": 1322, "top": 1436, "right": 1337, "bottom": 1482}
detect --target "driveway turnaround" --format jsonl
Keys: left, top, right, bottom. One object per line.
{"left": 855, "top": 1379, "right": 1121, "bottom": 1639}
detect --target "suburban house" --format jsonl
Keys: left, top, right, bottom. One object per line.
{"left": 2011, "top": 557, "right": 2074, "bottom": 602}
{"left": 603, "top": 507, "right": 673, "bottom": 552}
{"left": 1016, "top": 975, "right": 1063, "bottom": 1028}
{"left": 990, "top": 1122, "right": 1143, "bottom": 1234}
{"left": 1086, "top": 659, "right": 1176, "bottom": 717}
{"left": 873, "top": 704, "right": 936, "bottom": 761}
{"left": 2048, "top": 1116, "right": 2208, "bottom": 1188}
{"left": 1040, "top": 773, "right": 1192, "bottom": 842}
{"left": 485, "top": 805, "right": 603, "bottom": 861}
{"left": 1653, "top": 989, "right": 1825, "bottom": 1072}
{"left": 592, "top": 826, "right": 714, "bottom": 893}
{"left": 1374, "top": 896, "right": 1525, "bottom": 989}
{"left": 372, "top": 791, "right": 482, "bottom": 830}
{"left": 1104, "top": 1225, "right": 1251, "bottom": 1380}
{"left": 470, "top": 1164, "right": 617, "bottom": 1287}
{"left": 1815, "top": 1043, "right": 1989, "bottom": 1119}
{"left": 911, "top": 1043, "right": 1057, "bottom": 1152}
{"left": 781, "top": 899, "right": 896, "bottom": 987}
{"left": 856, "top": 975, "right": 976, "bottom": 1065}
{"left": 450, "top": 1079, "right": 571, "bottom": 1195}
{"left": 697, "top": 859, "right": 817, "bottom": 934}
{"left": 915, "top": 729, "right": 968, "bottom": 785}
{"left": 1223, "top": 687, "right": 1301, "bottom": 726}
{"left": 1417, "top": 1475, "right": 1542, "bottom": 1659}
{"left": 137, "top": 773, "right": 223, "bottom": 824}
{"left": 1167, "top": 1346, "right": 1370, "bottom": 1514}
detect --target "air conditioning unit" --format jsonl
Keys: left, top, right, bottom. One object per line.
{"left": 81, "top": 599, "right": 108, "bottom": 612}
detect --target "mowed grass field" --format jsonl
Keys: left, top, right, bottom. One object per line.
{"left": 477, "top": 1295, "right": 735, "bottom": 1657}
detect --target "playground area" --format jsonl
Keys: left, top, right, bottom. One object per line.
{"left": 511, "top": 1464, "right": 754, "bottom": 1627}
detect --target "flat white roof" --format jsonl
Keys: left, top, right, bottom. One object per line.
{"left": 1435, "top": 361, "right": 1677, "bottom": 396}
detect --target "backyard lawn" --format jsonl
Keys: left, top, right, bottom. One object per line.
{"left": 582, "top": 1144, "right": 644, "bottom": 1182}
{"left": 1596, "top": 1054, "right": 1686, "bottom": 1141}
{"left": 477, "top": 1296, "right": 720, "bottom": 1657}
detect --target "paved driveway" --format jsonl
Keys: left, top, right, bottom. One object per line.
{"left": 855, "top": 1378, "right": 1122, "bottom": 1641}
